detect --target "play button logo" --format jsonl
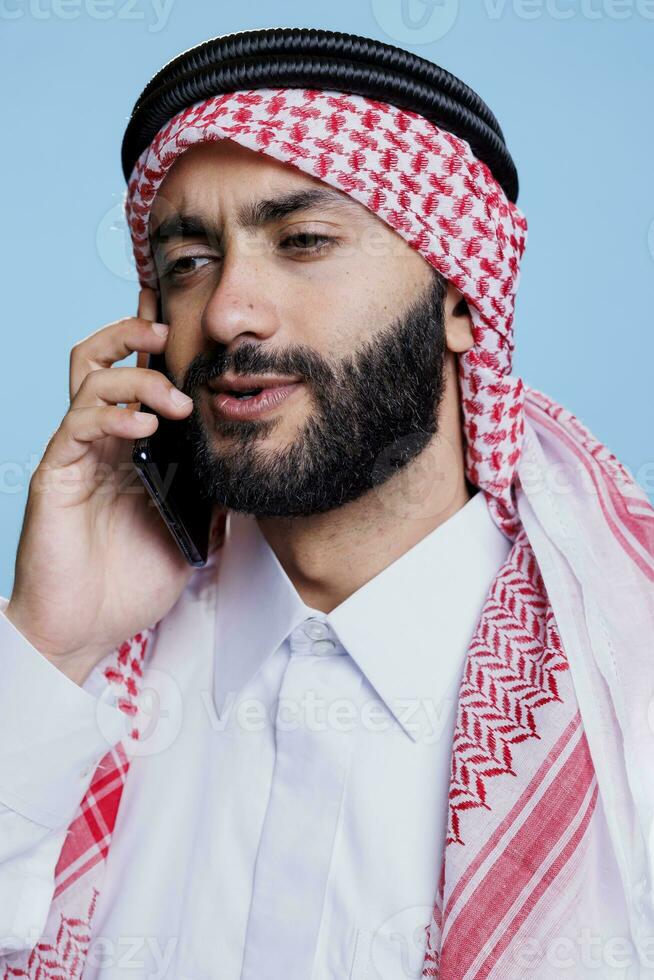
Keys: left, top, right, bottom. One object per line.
{"left": 371, "top": 0, "right": 460, "bottom": 43}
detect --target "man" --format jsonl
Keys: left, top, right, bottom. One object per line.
{"left": 1, "top": 26, "right": 653, "bottom": 980}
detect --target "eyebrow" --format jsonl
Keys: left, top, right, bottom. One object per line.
{"left": 149, "top": 187, "right": 361, "bottom": 252}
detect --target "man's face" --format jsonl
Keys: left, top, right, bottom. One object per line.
{"left": 148, "top": 140, "right": 450, "bottom": 517}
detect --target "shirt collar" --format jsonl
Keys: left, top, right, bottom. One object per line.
{"left": 212, "top": 510, "right": 323, "bottom": 718}
{"left": 213, "top": 492, "right": 512, "bottom": 739}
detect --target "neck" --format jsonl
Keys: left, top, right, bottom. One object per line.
{"left": 256, "top": 356, "right": 472, "bottom": 613}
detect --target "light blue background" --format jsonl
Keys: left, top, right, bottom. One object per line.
{"left": 1, "top": 0, "right": 652, "bottom": 598}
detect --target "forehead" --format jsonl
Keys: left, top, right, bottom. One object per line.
{"left": 150, "top": 139, "right": 352, "bottom": 218}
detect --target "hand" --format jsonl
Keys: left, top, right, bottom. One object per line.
{"left": 6, "top": 288, "right": 206, "bottom": 685}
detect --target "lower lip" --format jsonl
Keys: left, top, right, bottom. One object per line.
{"left": 210, "top": 383, "right": 304, "bottom": 419}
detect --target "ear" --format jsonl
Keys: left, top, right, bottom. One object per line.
{"left": 444, "top": 282, "right": 474, "bottom": 354}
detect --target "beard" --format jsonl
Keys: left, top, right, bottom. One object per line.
{"left": 176, "top": 269, "right": 448, "bottom": 518}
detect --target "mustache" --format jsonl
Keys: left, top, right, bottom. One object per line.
{"left": 181, "top": 342, "right": 335, "bottom": 394}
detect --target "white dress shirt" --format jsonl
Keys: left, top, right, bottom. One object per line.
{"left": 6, "top": 490, "right": 628, "bottom": 979}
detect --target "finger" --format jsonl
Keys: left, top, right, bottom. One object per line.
{"left": 45, "top": 405, "right": 160, "bottom": 471}
{"left": 73, "top": 365, "right": 193, "bottom": 417}
{"left": 127, "top": 288, "right": 164, "bottom": 410}
{"left": 138, "top": 286, "right": 159, "bottom": 324}
{"left": 125, "top": 349, "right": 154, "bottom": 413}
{"left": 69, "top": 315, "right": 170, "bottom": 403}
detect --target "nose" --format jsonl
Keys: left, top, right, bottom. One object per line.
{"left": 200, "top": 246, "right": 280, "bottom": 349}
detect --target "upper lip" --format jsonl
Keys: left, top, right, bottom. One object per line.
{"left": 209, "top": 375, "right": 302, "bottom": 393}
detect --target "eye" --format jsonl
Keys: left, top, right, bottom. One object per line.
{"left": 279, "top": 233, "right": 334, "bottom": 254}
{"left": 161, "top": 255, "right": 215, "bottom": 281}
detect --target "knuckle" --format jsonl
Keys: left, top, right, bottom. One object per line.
{"left": 69, "top": 342, "right": 83, "bottom": 365}
{"left": 141, "top": 368, "right": 167, "bottom": 394}
{"left": 81, "top": 367, "right": 104, "bottom": 388}
{"left": 60, "top": 411, "right": 75, "bottom": 434}
{"left": 44, "top": 425, "right": 60, "bottom": 450}
{"left": 153, "top": 379, "right": 173, "bottom": 402}
{"left": 118, "top": 314, "right": 144, "bottom": 334}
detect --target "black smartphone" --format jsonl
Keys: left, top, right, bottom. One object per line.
{"left": 131, "top": 297, "right": 213, "bottom": 567}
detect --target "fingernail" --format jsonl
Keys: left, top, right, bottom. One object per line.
{"left": 152, "top": 322, "right": 169, "bottom": 337}
{"left": 171, "top": 388, "right": 193, "bottom": 407}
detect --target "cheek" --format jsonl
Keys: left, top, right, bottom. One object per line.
{"left": 312, "top": 317, "right": 376, "bottom": 369}
{"left": 292, "top": 269, "right": 378, "bottom": 342}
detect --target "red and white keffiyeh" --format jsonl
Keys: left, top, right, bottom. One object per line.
{"left": 5, "top": 88, "right": 654, "bottom": 979}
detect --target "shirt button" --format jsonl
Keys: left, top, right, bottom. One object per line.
{"left": 312, "top": 639, "right": 337, "bottom": 655}
{"left": 303, "top": 618, "right": 329, "bottom": 640}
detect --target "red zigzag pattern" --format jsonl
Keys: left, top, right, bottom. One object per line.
{"left": 2, "top": 891, "right": 98, "bottom": 980}
{"left": 446, "top": 529, "right": 569, "bottom": 847}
